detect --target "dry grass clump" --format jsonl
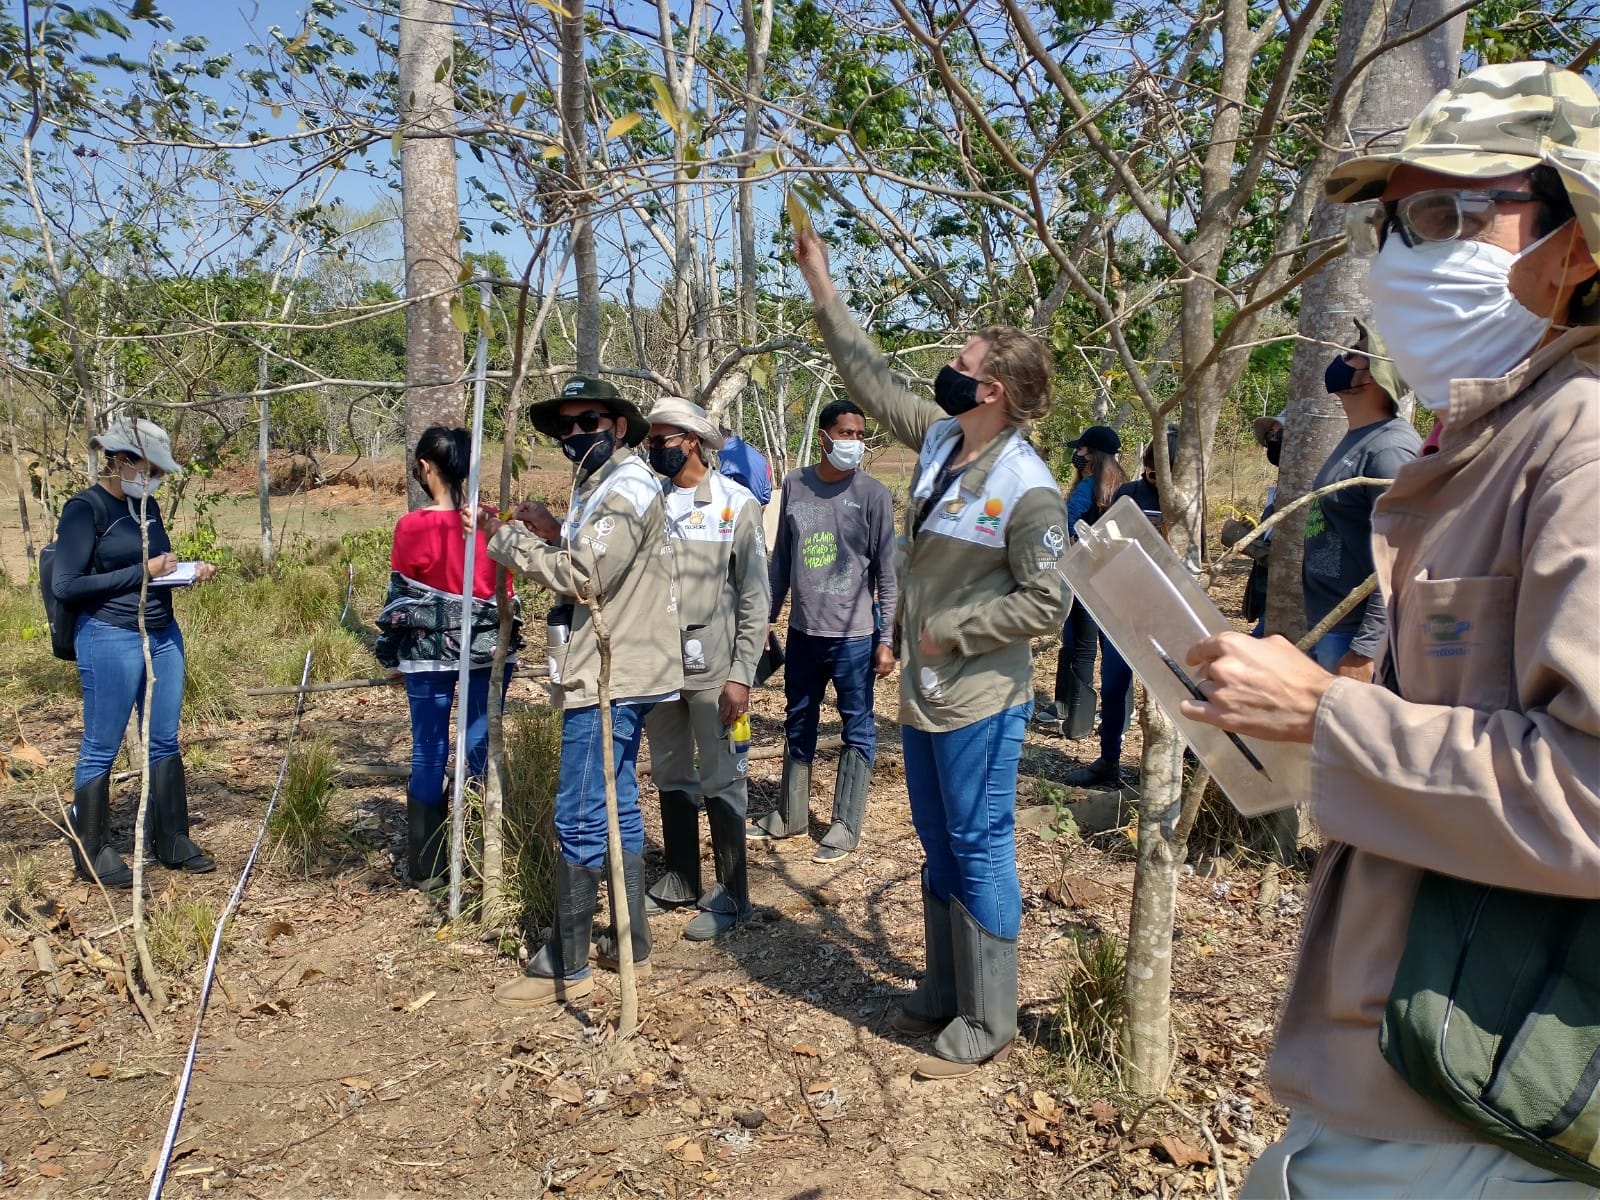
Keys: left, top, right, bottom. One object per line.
{"left": 148, "top": 896, "right": 229, "bottom": 976}
{"left": 1053, "top": 927, "right": 1129, "bottom": 1093}
{"left": 498, "top": 705, "right": 562, "bottom": 937}
{"left": 268, "top": 737, "right": 338, "bottom": 872}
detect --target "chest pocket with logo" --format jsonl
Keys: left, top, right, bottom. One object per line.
{"left": 1395, "top": 573, "right": 1516, "bottom": 714}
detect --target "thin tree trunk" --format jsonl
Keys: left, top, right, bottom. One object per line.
{"left": 483, "top": 237, "right": 581, "bottom": 924}
{"left": 257, "top": 380, "right": 273, "bottom": 564}
{"left": 398, "top": 0, "right": 465, "bottom": 509}
{"left": 1121, "top": 695, "right": 1187, "bottom": 1093}
{"left": 2, "top": 334, "right": 36, "bottom": 565}
{"left": 560, "top": 0, "right": 600, "bottom": 375}
{"left": 131, "top": 492, "right": 168, "bottom": 1012}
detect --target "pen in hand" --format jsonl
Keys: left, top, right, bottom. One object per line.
{"left": 1149, "top": 636, "right": 1272, "bottom": 781}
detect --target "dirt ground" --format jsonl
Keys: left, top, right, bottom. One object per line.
{"left": 0, "top": 460, "right": 1295, "bottom": 1199}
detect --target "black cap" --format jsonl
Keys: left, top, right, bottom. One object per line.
{"left": 525, "top": 376, "right": 648, "bottom": 447}
{"left": 1068, "top": 425, "right": 1121, "bottom": 455}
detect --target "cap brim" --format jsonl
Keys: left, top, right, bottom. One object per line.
{"left": 1325, "top": 147, "right": 1545, "bottom": 203}
{"left": 1251, "top": 416, "right": 1282, "bottom": 446}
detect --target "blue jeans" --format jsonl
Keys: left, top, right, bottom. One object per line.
{"left": 901, "top": 702, "right": 1029, "bottom": 937}
{"left": 73, "top": 615, "right": 185, "bottom": 786}
{"left": 783, "top": 630, "right": 877, "bottom": 763}
{"left": 1098, "top": 636, "right": 1133, "bottom": 762}
{"left": 1311, "top": 629, "right": 1356, "bottom": 671}
{"left": 403, "top": 667, "right": 509, "bottom": 809}
{"left": 555, "top": 702, "right": 651, "bottom": 869}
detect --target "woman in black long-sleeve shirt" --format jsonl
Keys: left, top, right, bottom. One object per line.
{"left": 51, "top": 418, "right": 216, "bottom": 886}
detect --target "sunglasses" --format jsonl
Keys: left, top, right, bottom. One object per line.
{"left": 1346, "top": 188, "right": 1537, "bottom": 257}
{"left": 645, "top": 433, "right": 687, "bottom": 450}
{"left": 552, "top": 410, "right": 612, "bottom": 436}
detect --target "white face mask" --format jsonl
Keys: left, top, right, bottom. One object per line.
{"left": 120, "top": 466, "right": 162, "bottom": 500}
{"left": 824, "top": 435, "right": 865, "bottom": 472}
{"left": 1365, "top": 230, "right": 1556, "bottom": 414}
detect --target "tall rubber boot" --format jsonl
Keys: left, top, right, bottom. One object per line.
{"left": 913, "top": 897, "right": 1018, "bottom": 1080}
{"left": 685, "top": 795, "right": 756, "bottom": 941}
{"left": 147, "top": 756, "right": 215, "bottom": 873}
{"left": 813, "top": 747, "right": 870, "bottom": 863}
{"left": 892, "top": 870, "right": 956, "bottom": 1035}
{"left": 646, "top": 790, "right": 701, "bottom": 915}
{"left": 747, "top": 755, "right": 809, "bottom": 841}
{"left": 495, "top": 858, "right": 600, "bottom": 1009}
{"left": 1062, "top": 667, "right": 1098, "bottom": 740}
{"left": 67, "top": 772, "right": 133, "bottom": 889}
{"left": 406, "top": 787, "right": 448, "bottom": 891}
{"left": 591, "top": 851, "right": 653, "bottom": 976}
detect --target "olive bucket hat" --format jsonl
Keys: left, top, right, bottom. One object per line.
{"left": 526, "top": 376, "right": 648, "bottom": 448}
{"left": 1324, "top": 61, "right": 1600, "bottom": 274}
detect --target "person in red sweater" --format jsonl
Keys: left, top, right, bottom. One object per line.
{"left": 376, "top": 426, "right": 517, "bottom": 890}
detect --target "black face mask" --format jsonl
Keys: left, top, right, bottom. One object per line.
{"left": 933, "top": 365, "right": 981, "bottom": 416}
{"left": 1324, "top": 354, "right": 1359, "bottom": 395}
{"left": 561, "top": 429, "right": 617, "bottom": 476}
{"left": 1265, "top": 433, "right": 1283, "bottom": 468}
{"left": 648, "top": 444, "right": 689, "bottom": 479}
{"left": 1071, "top": 454, "right": 1089, "bottom": 475}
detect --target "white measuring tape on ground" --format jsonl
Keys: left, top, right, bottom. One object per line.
{"left": 146, "top": 568, "right": 354, "bottom": 1200}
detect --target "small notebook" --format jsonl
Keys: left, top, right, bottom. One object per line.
{"left": 149, "top": 561, "right": 200, "bottom": 588}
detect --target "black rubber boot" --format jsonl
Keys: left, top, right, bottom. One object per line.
{"left": 646, "top": 790, "right": 701, "bottom": 915}
{"left": 147, "top": 755, "right": 215, "bottom": 873}
{"left": 1061, "top": 757, "right": 1122, "bottom": 788}
{"left": 814, "top": 747, "right": 871, "bottom": 863}
{"left": 67, "top": 772, "right": 133, "bottom": 889}
{"left": 914, "top": 897, "right": 1018, "bottom": 1079}
{"left": 592, "top": 851, "right": 653, "bottom": 974}
{"left": 685, "top": 795, "right": 755, "bottom": 941}
{"left": 747, "top": 755, "right": 809, "bottom": 841}
{"left": 406, "top": 788, "right": 448, "bottom": 891}
{"left": 495, "top": 858, "right": 600, "bottom": 1009}
{"left": 1053, "top": 600, "right": 1099, "bottom": 739}
{"left": 893, "top": 869, "right": 956, "bottom": 1035}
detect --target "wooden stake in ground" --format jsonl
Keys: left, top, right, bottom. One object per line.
{"left": 576, "top": 551, "right": 637, "bottom": 1036}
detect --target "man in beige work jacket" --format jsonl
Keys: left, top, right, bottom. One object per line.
{"left": 1184, "top": 62, "right": 1600, "bottom": 1196}
{"left": 635, "top": 397, "right": 770, "bottom": 943}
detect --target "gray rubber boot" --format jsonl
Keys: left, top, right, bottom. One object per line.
{"left": 646, "top": 790, "right": 701, "bottom": 914}
{"left": 814, "top": 747, "right": 870, "bottom": 862}
{"left": 892, "top": 870, "right": 956, "bottom": 1035}
{"left": 747, "top": 755, "right": 809, "bottom": 841}
{"left": 68, "top": 772, "right": 133, "bottom": 889}
{"left": 914, "top": 897, "right": 1017, "bottom": 1079}
{"left": 148, "top": 755, "right": 214, "bottom": 873}
{"left": 406, "top": 786, "right": 448, "bottom": 891}
{"left": 495, "top": 858, "right": 600, "bottom": 1009}
{"left": 685, "top": 795, "right": 756, "bottom": 941}
{"left": 592, "top": 851, "right": 652, "bottom": 975}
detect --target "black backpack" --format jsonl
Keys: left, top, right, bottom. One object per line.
{"left": 40, "top": 486, "right": 116, "bottom": 662}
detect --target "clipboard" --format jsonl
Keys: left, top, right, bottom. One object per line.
{"left": 1059, "top": 496, "right": 1305, "bottom": 816}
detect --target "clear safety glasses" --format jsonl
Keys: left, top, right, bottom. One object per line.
{"left": 1346, "top": 187, "right": 1536, "bottom": 256}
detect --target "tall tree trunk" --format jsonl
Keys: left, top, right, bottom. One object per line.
{"left": 398, "top": 0, "right": 465, "bottom": 509}
{"left": 1267, "top": 0, "right": 1464, "bottom": 640}
{"left": 560, "top": 0, "right": 600, "bottom": 375}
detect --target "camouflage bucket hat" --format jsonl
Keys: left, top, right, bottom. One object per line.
{"left": 1325, "top": 61, "right": 1600, "bottom": 270}
{"left": 1352, "top": 318, "right": 1406, "bottom": 403}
